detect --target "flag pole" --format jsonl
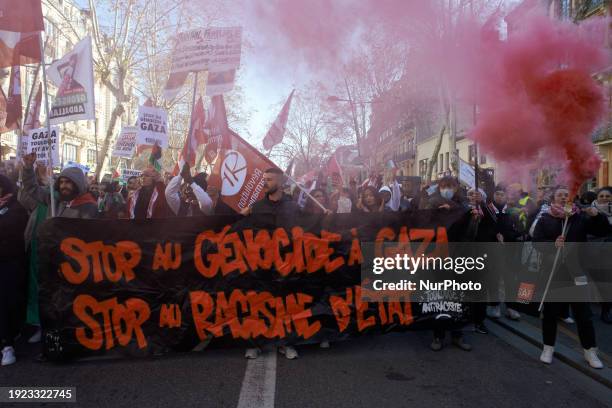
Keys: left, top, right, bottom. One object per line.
{"left": 39, "top": 34, "right": 56, "bottom": 217}
{"left": 285, "top": 173, "right": 328, "bottom": 212}
{"left": 538, "top": 214, "right": 570, "bottom": 312}
{"left": 183, "top": 71, "right": 199, "bottom": 171}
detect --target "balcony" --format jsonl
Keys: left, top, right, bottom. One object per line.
{"left": 592, "top": 122, "right": 612, "bottom": 143}
{"left": 393, "top": 150, "right": 416, "bottom": 163}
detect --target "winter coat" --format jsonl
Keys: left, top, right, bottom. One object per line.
{"left": 165, "top": 175, "right": 213, "bottom": 216}
{"left": 0, "top": 177, "right": 28, "bottom": 260}
{"left": 532, "top": 211, "right": 610, "bottom": 284}
{"left": 127, "top": 182, "right": 170, "bottom": 219}
{"left": 251, "top": 193, "right": 300, "bottom": 217}
{"left": 21, "top": 166, "right": 97, "bottom": 219}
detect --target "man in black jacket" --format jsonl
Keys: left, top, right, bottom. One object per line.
{"left": 242, "top": 167, "right": 299, "bottom": 219}
{"left": 242, "top": 168, "right": 300, "bottom": 360}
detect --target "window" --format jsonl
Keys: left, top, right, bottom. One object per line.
{"left": 560, "top": 0, "right": 571, "bottom": 20}
{"left": 469, "top": 144, "right": 476, "bottom": 164}
{"left": 419, "top": 159, "right": 428, "bottom": 177}
{"left": 63, "top": 144, "right": 77, "bottom": 162}
{"left": 445, "top": 152, "right": 449, "bottom": 170}
{"left": 87, "top": 149, "right": 97, "bottom": 164}
{"left": 480, "top": 154, "right": 487, "bottom": 165}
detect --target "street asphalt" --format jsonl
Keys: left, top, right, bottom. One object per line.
{"left": 0, "top": 325, "right": 610, "bottom": 408}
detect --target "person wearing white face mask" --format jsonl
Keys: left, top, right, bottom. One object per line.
{"left": 425, "top": 176, "right": 465, "bottom": 210}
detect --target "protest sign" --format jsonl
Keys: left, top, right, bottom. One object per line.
{"left": 26, "top": 127, "right": 60, "bottom": 166}
{"left": 169, "top": 27, "right": 242, "bottom": 75}
{"left": 112, "top": 126, "right": 138, "bottom": 158}
{"left": 163, "top": 27, "right": 242, "bottom": 100}
{"left": 47, "top": 37, "right": 95, "bottom": 124}
{"left": 121, "top": 168, "right": 142, "bottom": 181}
{"left": 136, "top": 105, "right": 168, "bottom": 149}
{"left": 206, "top": 69, "right": 236, "bottom": 96}
{"left": 63, "top": 161, "right": 90, "bottom": 174}
{"left": 38, "top": 210, "right": 468, "bottom": 361}
{"left": 18, "top": 134, "right": 30, "bottom": 158}
{"left": 459, "top": 159, "right": 475, "bottom": 189}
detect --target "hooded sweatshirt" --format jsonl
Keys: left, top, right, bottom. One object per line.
{"left": 21, "top": 166, "right": 97, "bottom": 219}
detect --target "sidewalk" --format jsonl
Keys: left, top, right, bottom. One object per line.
{"left": 489, "top": 304, "right": 612, "bottom": 389}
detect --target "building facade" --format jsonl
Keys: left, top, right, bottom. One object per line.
{"left": 0, "top": 0, "right": 137, "bottom": 176}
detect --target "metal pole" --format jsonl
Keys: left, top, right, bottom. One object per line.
{"left": 344, "top": 78, "right": 361, "bottom": 157}
{"left": 93, "top": 116, "right": 99, "bottom": 181}
{"left": 286, "top": 173, "right": 328, "bottom": 212}
{"left": 39, "top": 34, "right": 56, "bottom": 217}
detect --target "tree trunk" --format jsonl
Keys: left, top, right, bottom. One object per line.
{"left": 95, "top": 102, "right": 125, "bottom": 180}
{"left": 426, "top": 124, "right": 446, "bottom": 183}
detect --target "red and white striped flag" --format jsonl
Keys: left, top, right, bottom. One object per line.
{"left": 173, "top": 96, "right": 207, "bottom": 175}
{"left": 327, "top": 152, "right": 344, "bottom": 188}
{"left": 203, "top": 95, "right": 230, "bottom": 164}
{"left": 0, "top": 65, "right": 22, "bottom": 133}
{"left": 0, "top": 0, "right": 44, "bottom": 68}
{"left": 262, "top": 90, "right": 294, "bottom": 151}
{"left": 23, "top": 82, "right": 42, "bottom": 133}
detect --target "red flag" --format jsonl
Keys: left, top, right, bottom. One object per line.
{"left": 0, "top": 0, "right": 44, "bottom": 68}
{"left": 0, "top": 66, "right": 21, "bottom": 133}
{"left": 262, "top": 90, "right": 294, "bottom": 151}
{"left": 211, "top": 130, "right": 280, "bottom": 212}
{"left": 203, "top": 95, "right": 230, "bottom": 164}
{"left": 23, "top": 82, "right": 41, "bottom": 133}
{"left": 173, "top": 96, "right": 207, "bottom": 175}
{"left": 327, "top": 152, "right": 344, "bottom": 188}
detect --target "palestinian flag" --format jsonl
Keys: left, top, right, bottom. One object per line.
{"left": 149, "top": 142, "right": 162, "bottom": 172}
{"left": 111, "top": 169, "right": 122, "bottom": 183}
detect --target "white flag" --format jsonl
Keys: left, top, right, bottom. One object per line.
{"left": 47, "top": 37, "right": 95, "bottom": 124}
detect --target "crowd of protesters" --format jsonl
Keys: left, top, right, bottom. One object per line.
{"left": 0, "top": 152, "right": 610, "bottom": 368}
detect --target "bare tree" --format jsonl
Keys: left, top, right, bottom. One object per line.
{"left": 270, "top": 82, "right": 352, "bottom": 175}
{"left": 48, "top": 0, "right": 241, "bottom": 178}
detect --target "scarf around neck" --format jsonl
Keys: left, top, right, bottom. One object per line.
{"left": 549, "top": 203, "right": 579, "bottom": 219}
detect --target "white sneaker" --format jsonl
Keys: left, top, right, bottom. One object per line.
{"left": 487, "top": 305, "right": 501, "bottom": 319}
{"left": 584, "top": 348, "right": 604, "bottom": 369}
{"left": 245, "top": 348, "right": 259, "bottom": 359}
{"left": 562, "top": 317, "right": 575, "bottom": 324}
{"left": 278, "top": 346, "right": 299, "bottom": 360}
{"left": 319, "top": 340, "right": 330, "bottom": 349}
{"left": 28, "top": 328, "right": 42, "bottom": 344}
{"left": 505, "top": 308, "right": 521, "bottom": 321}
{"left": 1, "top": 346, "right": 16, "bottom": 366}
{"left": 540, "top": 345, "right": 554, "bottom": 364}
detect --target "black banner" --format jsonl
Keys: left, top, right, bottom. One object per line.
{"left": 38, "top": 210, "right": 469, "bottom": 361}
